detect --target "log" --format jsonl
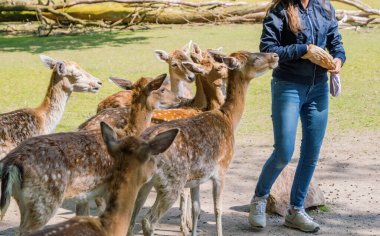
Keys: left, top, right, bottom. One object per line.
{"left": 0, "top": 0, "right": 379, "bottom": 35}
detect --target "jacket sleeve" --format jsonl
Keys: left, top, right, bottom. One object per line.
{"left": 326, "top": 4, "right": 346, "bottom": 64}
{"left": 259, "top": 11, "right": 308, "bottom": 63}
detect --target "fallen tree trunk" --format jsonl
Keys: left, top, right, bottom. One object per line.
{"left": 0, "top": 0, "right": 379, "bottom": 36}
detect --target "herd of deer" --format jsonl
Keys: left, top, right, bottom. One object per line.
{"left": 0, "top": 41, "right": 279, "bottom": 236}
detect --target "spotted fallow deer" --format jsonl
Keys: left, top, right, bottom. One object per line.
{"left": 0, "top": 55, "right": 102, "bottom": 159}
{"left": 96, "top": 76, "right": 171, "bottom": 113}
{"left": 27, "top": 122, "right": 179, "bottom": 236}
{"left": 78, "top": 44, "right": 227, "bottom": 133}
{"left": 0, "top": 74, "right": 174, "bottom": 235}
{"left": 154, "top": 41, "right": 196, "bottom": 99}
{"left": 78, "top": 76, "right": 180, "bottom": 132}
{"left": 127, "top": 50, "right": 279, "bottom": 236}
{"left": 94, "top": 42, "right": 196, "bottom": 115}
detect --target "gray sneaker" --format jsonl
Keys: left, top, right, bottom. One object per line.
{"left": 248, "top": 195, "right": 267, "bottom": 228}
{"left": 284, "top": 209, "right": 320, "bottom": 233}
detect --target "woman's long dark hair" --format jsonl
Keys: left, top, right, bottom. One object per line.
{"left": 266, "top": 0, "right": 331, "bottom": 34}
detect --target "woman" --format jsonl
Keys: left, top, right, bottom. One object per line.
{"left": 249, "top": 0, "right": 346, "bottom": 233}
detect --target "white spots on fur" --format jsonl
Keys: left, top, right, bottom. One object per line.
{"left": 44, "top": 175, "right": 49, "bottom": 182}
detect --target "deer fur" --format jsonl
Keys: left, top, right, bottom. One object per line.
{"left": 27, "top": 122, "right": 179, "bottom": 236}
{"left": 127, "top": 50, "right": 279, "bottom": 236}
{"left": 0, "top": 55, "right": 102, "bottom": 159}
{"left": 0, "top": 74, "right": 170, "bottom": 235}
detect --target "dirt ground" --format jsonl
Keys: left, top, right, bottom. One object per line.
{"left": 1, "top": 131, "right": 379, "bottom": 236}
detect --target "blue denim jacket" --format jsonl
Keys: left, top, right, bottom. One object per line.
{"left": 259, "top": 0, "right": 346, "bottom": 85}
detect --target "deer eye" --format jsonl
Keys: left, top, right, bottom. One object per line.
{"left": 160, "top": 88, "right": 165, "bottom": 93}
{"left": 171, "top": 62, "right": 178, "bottom": 68}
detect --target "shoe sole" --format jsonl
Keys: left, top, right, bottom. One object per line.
{"left": 284, "top": 220, "right": 320, "bottom": 233}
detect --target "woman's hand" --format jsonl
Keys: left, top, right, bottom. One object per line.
{"left": 329, "top": 58, "right": 342, "bottom": 74}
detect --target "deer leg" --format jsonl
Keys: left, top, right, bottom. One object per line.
{"left": 127, "top": 181, "right": 154, "bottom": 236}
{"left": 180, "top": 188, "right": 191, "bottom": 235}
{"left": 75, "top": 202, "right": 90, "bottom": 216}
{"left": 17, "top": 189, "right": 64, "bottom": 235}
{"left": 95, "top": 197, "right": 106, "bottom": 214}
{"left": 142, "top": 187, "right": 180, "bottom": 236}
{"left": 190, "top": 186, "right": 201, "bottom": 236}
{"left": 212, "top": 177, "right": 225, "bottom": 236}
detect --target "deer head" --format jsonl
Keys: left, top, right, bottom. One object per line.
{"left": 101, "top": 122, "right": 179, "bottom": 187}
{"left": 40, "top": 55, "right": 102, "bottom": 93}
{"left": 154, "top": 41, "right": 197, "bottom": 84}
{"left": 206, "top": 50, "right": 279, "bottom": 81}
{"left": 183, "top": 43, "right": 228, "bottom": 91}
{"left": 109, "top": 74, "right": 180, "bottom": 111}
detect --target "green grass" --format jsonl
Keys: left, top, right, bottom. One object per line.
{"left": 0, "top": 24, "right": 379, "bottom": 138}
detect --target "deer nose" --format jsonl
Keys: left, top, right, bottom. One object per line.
{"left": 97, "top": 81, "right": 103, "bottom": 86}
{"left": 272, "top": 54, "right": 279, "bottom": 60}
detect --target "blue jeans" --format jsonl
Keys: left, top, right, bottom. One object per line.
{"left": 255, "top": 77, "right": 329, "bottom": 209}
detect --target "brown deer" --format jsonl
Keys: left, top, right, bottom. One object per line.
{"left": 96, "top": 76, "right": 171, "bottom": 113}
{"left": 0, "top": 74, "right": 171, "bottom": 235}
{"left": 78, "top": 76, "right": 180, "bottom": 132}
{"left": 27, "top": 122, "right": 179, "bottom": 236}
{"left": 154, "top": 41, "right": 196, "bottom": 99}
{"left": 0, "top": 55, "right": 102, "bottom": 159}
{"left": 94, "top": 41, "right": 196, "bottom": 114}
{"left": 127, "top": 50, "right": 279, "bottom": 236}
{"left": 76, "top": 45, "right": 229, "bottom": 234}
{"left": 79, "top": 44, "right": 227, "bottom": 133}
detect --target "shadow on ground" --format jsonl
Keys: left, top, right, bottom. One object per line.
{"left": 0, "top": 32, "right": 148, "bottom": 53}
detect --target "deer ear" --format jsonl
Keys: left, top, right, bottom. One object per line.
{"left": 40, "top": 55, "right": 57, "bottom": 69}
{"left": 182, "top": 40, "right": 193, "bottom": 55}
{"left": 206, "top": 49, "right": 228, "bottom": 63}
{"left": 55, "top": 61, "right": 67, "bottom": 76}
{"left": 221, "top": 57, "right": 241, "bottom": 70}
{"left": 182, "top": 62, "right": 205, "bottom": 75}
{"left": 154, "top": 50, "right": 170, "bottom": 63}
{"left": 148, "top": 129, "right": 179, "bottom": 155}
{"left": 192, "top": 43, "right": 202, "bottom": 56}
{"left": 100, "top": 122, "right": 119, "bottom": 158}
{"left": 109, "top": 77, "right": 133, "bottom": 90}
{"left": 144, "top": 73, "right": 167, "bottom": 93}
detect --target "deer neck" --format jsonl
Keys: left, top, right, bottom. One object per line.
{"left": 170, "top": 78, "right": 185, "bottom": 98}
{"left": 123, "top": 103, "right": 152, "bottom": 136}
{"left": 100, "top": 171, "right": 139, "bottom": 236}
{"left": 35, "top": 71, "right": 71, "bottom": 134}
{"left": 220, "top": 70, "right": 249, "bottom": 131}
{"left": 189, "top": 76, "right": 206, "bottom": 109}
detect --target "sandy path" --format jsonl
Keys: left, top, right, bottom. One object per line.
{"left": 1, "top": 131, "right": 379, "bottom": 235}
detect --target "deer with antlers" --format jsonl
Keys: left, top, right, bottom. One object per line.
{"left": 28, "top": 122, "right": 179, "bottom": 236}
{"left": 127, "top": 50, "right": 279, "bottom": 236}
{"left": 0, "top": 55, "right": 102, "bottom": 159}
{"left": 0, "top": 74, "right": 178, "bottom": 235}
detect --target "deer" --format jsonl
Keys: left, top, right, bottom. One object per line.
{"left": 27, "top": 122, "right": 179, "bottom": 236}
{"left": 79, "top": 43, "right": 227, "bottom": 132}
{"left": 95, "top": 41, "right": 196, "bottom": 114}
{"left": 78, "top": 76, "right": 180, "bottom": 132}
{"left": 75, "top": 44, "right": 229, "bottom": 234}
{"left": 127, "top": 50, "right": 279, "bottom": 236}
{"left": 0, "top": 74, "right": 175, "bottom": 235}
{"left": 0, "top": 55, "right": 102, "bottom": 159}
{"left": 96, "top": 76, "right": 171, "bottom": 113}
{"left": 154, "top": 40, "right": 196, "bottom": 99}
